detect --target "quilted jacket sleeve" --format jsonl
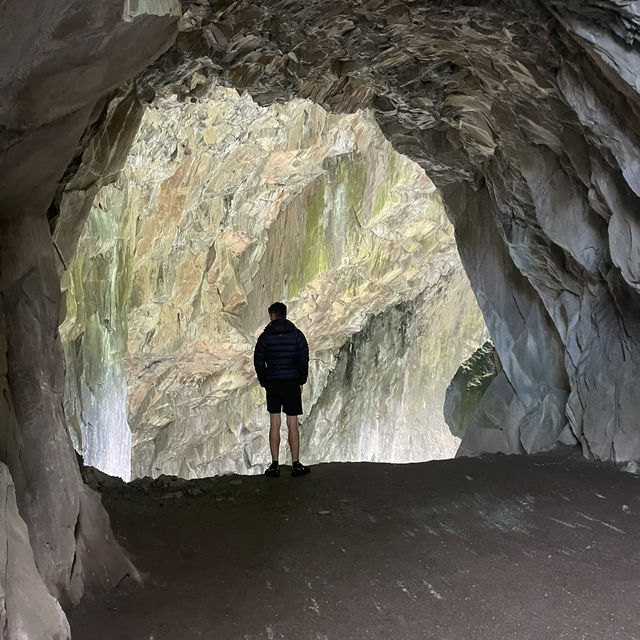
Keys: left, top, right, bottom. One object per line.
{"left": 253, "top": 333, "right": 267, "bottom": 387}
{"left": 296, "top": 330, "right": 309, "bottom": 385}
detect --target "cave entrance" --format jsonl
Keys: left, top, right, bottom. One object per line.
{"left": 60, "top": 86, "right": 486, "bottom": 481}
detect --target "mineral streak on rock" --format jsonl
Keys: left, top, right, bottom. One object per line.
{"left": 61, "top": 86, "right": 486, "bottom": 478}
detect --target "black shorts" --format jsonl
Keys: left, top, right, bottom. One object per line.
{"left": 266, "top": 380, "right": 303, "bottom": 416}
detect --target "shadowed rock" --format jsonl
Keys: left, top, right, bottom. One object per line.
{"left": 0, "top": 463, "right": 71, "bottom": 640}
{"left": 0, "top": 0, "right": 179, "bottom": 608}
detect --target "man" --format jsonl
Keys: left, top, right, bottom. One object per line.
{"left": 254, "top": 302, "right": 311, "bottom": 477}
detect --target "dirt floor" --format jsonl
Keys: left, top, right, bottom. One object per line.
{"left": 69, "top": 450, "right": 640, "bottom": 640}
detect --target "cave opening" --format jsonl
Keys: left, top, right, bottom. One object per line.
{"left": 59, "top": 85, "right": 487, "bottom": 481}
{"left": 4, "top": 0, "right": 640, "bottom": 637}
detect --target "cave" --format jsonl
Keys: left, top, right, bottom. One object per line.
{"left": 2, "top": 0, "right": 640, "bottom": 638}
{"left": 59, "top": 84, "right": 485, "bottom": 481}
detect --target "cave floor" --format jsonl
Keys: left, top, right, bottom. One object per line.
{"left": 69, "top": 451, "right": 640, "bottom": 640}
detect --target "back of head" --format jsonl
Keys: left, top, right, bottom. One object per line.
{"left": 268, "top": 301, "right": 287, "bottom": 319}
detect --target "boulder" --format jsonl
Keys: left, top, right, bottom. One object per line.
{"left": 0, "top": 463, "right": 70, "bottom": 640}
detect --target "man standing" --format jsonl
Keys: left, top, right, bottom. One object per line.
{"left": 254, "top": 302, "right": 311, "bottom": 477}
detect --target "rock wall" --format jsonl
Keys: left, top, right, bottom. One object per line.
{"left": 444, "top": 343, "right": 500, "bottom": 441}
{"left": 133, "top": 0, "right": 640, "bottom": 462}
{"left": 0, "top": 463, "right": 71, "bottom": 640}
{"left": 61, "top": 87, "right": 485, "bottom": 477}
{"left": 61, "top": 201, "right": 135, "bottom": 480}
{"left": 303, "top": 273, "right": 485, "bottom": 465}
{"left": 0, "top": 0, "right": 178, "bottom": 611}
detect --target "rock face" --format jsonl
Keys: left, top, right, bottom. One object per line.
{"left": 0, "top": 463, "right": 71, "bottom": 640}
{"left": 444, "top": 343, "right": 500, "bottom": 441}
{"left": 0, "top": 0, "right": 178, "bottom": 609}
{"left": 123, "top": 0, "right": 640, "bottom": 462}
{"left": 61, "top": 178, "right": 135, "bottom": 480}
{"left": 61, "top": 87, "right": 485, "bottom": 477}
{"left": 303, "top": 279, "right": 485, "bottom": 464}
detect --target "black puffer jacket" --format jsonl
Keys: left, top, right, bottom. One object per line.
{"left": 254, "top": 318, "right": 309, "bottom": 386}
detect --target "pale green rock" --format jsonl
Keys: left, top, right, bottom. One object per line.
{"left": 122, "top": 0, "right": 181, "bottom": 21}
{"left": 61, "top": 190, "right": 135, "bottom": 479}
{"left": 443, "top": 341, "right": 499, "bottom": 440}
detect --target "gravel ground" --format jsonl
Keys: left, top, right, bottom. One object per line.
{"left": 69, "top": 450, "right": 640, "bottom": 640}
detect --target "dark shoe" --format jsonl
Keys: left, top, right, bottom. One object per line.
{"left": 265, "top": 461, "right": 280, "bottom": 477}
{"left": 291, "top": 461, "right": 311, "bottom": 477}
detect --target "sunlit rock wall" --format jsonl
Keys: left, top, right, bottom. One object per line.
{"left": 61, "top": 204, "right": 135, "bottom": 480}
{"left": 304, "top": 275, "right": 485, "bottom": 465}
{"left": 61, "top": 87, "right": 485, "bottom": 478}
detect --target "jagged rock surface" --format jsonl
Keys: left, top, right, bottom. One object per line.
{"left": 122, "top": 0, "right": 640, "bottom": 461}
{"left": 61, "top": 88, "right": 485, "bottom": 477}
{"left": 303, "top": 280, "right": 485, "bottom": 464}
{"left": 444, "top": 342, "right": 500, "bottom": 441}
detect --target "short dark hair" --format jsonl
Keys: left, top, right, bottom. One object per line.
{"left": 268, "top": 302, "right": 287, "bottom": 318}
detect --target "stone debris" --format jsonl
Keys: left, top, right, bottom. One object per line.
{"left": 162, "top": 491, "right": 184, "bottom": 500}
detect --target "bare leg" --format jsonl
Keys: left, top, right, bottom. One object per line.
{"left": 286, "top": 415, "right": 300, "bottom": 461}
{"left": 269, "top": 413, "right": 281, "bottom": 461}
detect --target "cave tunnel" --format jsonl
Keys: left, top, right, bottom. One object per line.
{"left": 2, "top": 0, "right": 640, "bottom": 638}
{"left": 59, "top": 83, "right": 486, "bottom": 481}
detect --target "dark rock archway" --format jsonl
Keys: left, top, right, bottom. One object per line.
{"left": 56, "top": 0, "right": 640, "bottom": 462}
{"left": 2, "top": 0, "right": 640, "bottom": 627}
{"left": 0, "top": 0, "right": 180, "bottom": 617}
